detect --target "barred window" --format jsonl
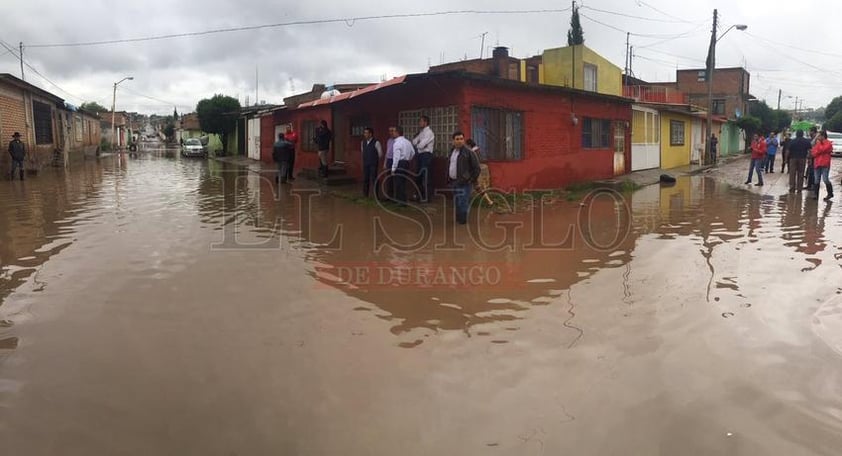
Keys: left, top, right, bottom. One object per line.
{"left": 582, "top": 118, "right": 611, "bottom": 149}
{"left": 33, "top": 101, "right": 53, "bottom": 145}
{"left": 670, "top": 120, "right": 685, "bottom": 146}
{"left": 350, "top": 116, "right": 369, "bottom": 137}
{"left": 301, "top": 120, "right": 318, "bottom": 152}
{"left": 470, "top": 106, "right": 523, "bottom": 161}
{"left": 398, "top": 106, "right": 458, "bottom": 156}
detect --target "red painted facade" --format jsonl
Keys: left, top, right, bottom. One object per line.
{"left": 263, "top": 72, "right": 632, "bottom": 191}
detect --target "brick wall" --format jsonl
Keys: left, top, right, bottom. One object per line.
{"left": 0, "top": 90, "right": 28, "bottom": 174}
{"left": 675, "top": 68, "right": 749, "bottom": 119}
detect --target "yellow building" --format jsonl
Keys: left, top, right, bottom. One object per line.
{"left": 540, "top": 45, "right": 623, "bottom": 96}
{"left": 658, "top": 111, "right": 695, "bottom": 170}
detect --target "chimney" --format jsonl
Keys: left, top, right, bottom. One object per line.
{"left": 492, "top": 46, "right": 510, "bottom": 79}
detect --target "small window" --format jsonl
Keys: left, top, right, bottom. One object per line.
{"left": 471, "top": 106, "right": 523, "bottom": 161}
{"left": 584, "top": 64, "right": 598, "bottom": 92}
{"left": 301, "top": 120, "right": 318, "bottom": 152}
{"left": 350, "top": 116, "right": 368, "bottom": 137}
{"left": 670, "top": 120, "right": 685, "bottom": 146}
{"left": 527, "top": 65, "right": 539, "bottom": 84}
{"left": 33, "top": 101, "right": 53, "bottom": 145}
{"left": 712, "top": 99, "right": 726, "bottom": 115}
{"left": 697, "top": 70, "right": 707, "bottom": 82}
{"left": 582, "top": 118, "right": 612, "bottom": 149}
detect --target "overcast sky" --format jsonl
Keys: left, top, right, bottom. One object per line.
{"left": 1, "top": 0, "right": 837, "bottom": 115}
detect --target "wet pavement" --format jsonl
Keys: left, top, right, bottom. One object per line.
{"left": 2, "top": 150, "right": 842, "bottom": 455}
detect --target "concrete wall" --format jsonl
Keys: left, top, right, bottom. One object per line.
{"left": 660, "top": 112, "right": 693, "bottom": 169}
{"left": 541, "top": 45, "right": 623, "bottom": 96}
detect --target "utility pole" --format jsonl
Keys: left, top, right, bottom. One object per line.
{"left": 111, "top": 83, "right": 118, "bottom": 150}
{"left": 480, "top": 32, "right": 488, "bottom": 59}
{"left": 571, "top": 0, "right": 576, "bottom": 89}
{"left": 777, "top": 89, "right": 782, "bottom": 110}
{"left": 704, "top": 9, "right": 718, "bottom": 166}
{"left": 624, "top": 32, "right": 630, "bottom": 77}
{"left": 19, "top": 42, "right": 24, "bottom": 81}
{"left": 255, "top": 65, "right": 259, "bottom": 106}
{"left": 629, "top": 46, "right": 634, "bottom": 78}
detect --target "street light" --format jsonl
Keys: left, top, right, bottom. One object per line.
{"left": 705, "top": 11, "right": 747, "bottom": 165}
{"left": 111, "top": 76, "right": 133, "bottom": 151}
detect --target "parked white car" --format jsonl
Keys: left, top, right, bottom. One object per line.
{"left": 181, "top": 138, "right": 207, "bottom": 158}
{"left": 827, "top": 131, "right": 842, "bottom": 157}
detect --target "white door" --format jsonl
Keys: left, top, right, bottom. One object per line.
{"left": 631, "top": 107, "right": 661, "bottom": 171}
{"left": 691, "top": 119, "right": 703, "bottom": 164}
{"left": 247, "top": 117, "right": 261, "bottom": 160}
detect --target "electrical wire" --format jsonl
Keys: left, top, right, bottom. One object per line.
{"left": 122, "top": 87, "right": 181, "bottom": 107}
{"left": 636, "top": 0, "right": 696, "bottom": 24}
{"left": 744, "top": 32, "right": 842, "bottom": 60}
{"left": 580, "top": 12, "right": 704, "bottom": 38}
{"left": 580, "top": 5, "right": 699, "bottom": 23}
{"left": 26, "top": 8, "right": 572, "bottom": 48}
{"left": 0, "top": 39, "right": 91, "bottom": 104}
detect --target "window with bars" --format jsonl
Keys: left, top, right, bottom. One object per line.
{"left": 670, "top": 120, "right": 685, "bottom": 146}
{"left": 582, "top": 118, "right": 612, "bottom": 149}
{"left": 301, "top": 120, "right": 318, "bottom": 152}
{"left": 33, "top": 101, "right": 53, "bottom": 145}
{"left": 350, "top": 116, "right": 369, "bottom": 137}
{"left": 470, "top": 106, "right": 523, "bottom": 161}
{"left": 398, "top": 106, "right": 458, "bottom": 156}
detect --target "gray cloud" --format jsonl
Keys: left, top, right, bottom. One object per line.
{"left": 1, "top": 0, "right": 837, "bottom": 114}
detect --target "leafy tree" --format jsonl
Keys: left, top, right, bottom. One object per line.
{"left": 80, "top": 101, "right": 108, "bottom": 113}
{"left": 196, "top": 95, "right": 241, "bottom": 153}
{"left": 163, "top": 123, "right": 175, "bottom": 142}
{"left": 173, "top": 107, "right": 179, "bottom": 120}
{"left": 825, "top": 96, "right": 842, "bottom": 121}
{"left": 736, "top": 115, "right": 761, "bottom": 151}
{"left": 567, "top": 3, "right": 584, "bottom": 46}
{"left": 773, "top": 110, "right": 792, "bottom": 132}
{"left": 824, "top": 111, "right": 842, "bottom": 133}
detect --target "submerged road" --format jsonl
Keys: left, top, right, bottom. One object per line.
{"left": 2, "top": 151, "right": 842, "bottom": 455}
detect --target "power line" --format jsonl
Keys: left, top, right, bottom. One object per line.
{"left": 636, "top": 0, "right": 695, "bottom": 24}
{"left": 26, "top": 8, "right": 572, "bottom": 48}
{"left": 744, "top": 32, "right": 842, "bottom": 60}
{"left": 580, "top": 12, "right": 706, "bottom": 39}
{"left": 0, "top": 39, "right": 90, "bottom": 104}
{"left": 122, "top": 87, "right": 183, "bottom": 107}
{"left": 580, "top": 5, "right": 699, "bottom": 24}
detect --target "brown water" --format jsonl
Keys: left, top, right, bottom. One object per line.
{"left": 2, "top": 153, "right": 842, "bottom": 455}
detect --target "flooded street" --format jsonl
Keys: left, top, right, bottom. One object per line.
{"left": 2, "top": 152, "right": 842, "bottom": 455}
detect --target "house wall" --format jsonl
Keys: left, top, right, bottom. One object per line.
{"left": 272, "top": 105, "right": 332, "bottom": 173}
{"left": 660, "top": 112, "right": 693, "bottom": 169}
{"left": 0, "top": 82, "right": 64, "bottom": 173}
{"left": 541, "top": 45, "right": 623, "bottom": 96}
{"left": 676, "top": 68, "right": 750, "bottom": 119}
{"left": 267, "top": 75, "right": 632, "bottom": 190}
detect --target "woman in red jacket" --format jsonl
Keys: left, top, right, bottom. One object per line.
{"left": 745, "top": 133, "right": 767, "bottom": 186}
{"left": 812, "top": 130, "right": 833, "bottom": 201}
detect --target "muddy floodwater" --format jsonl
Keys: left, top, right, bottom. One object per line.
{"left": 2, "top": 152, "right": 842, "bottom": 455}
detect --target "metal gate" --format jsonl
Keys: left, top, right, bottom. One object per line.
{"left": 247, "top": 117, "right": 261, "bottom": 160}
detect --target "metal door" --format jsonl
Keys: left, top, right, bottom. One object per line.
{"left": 247, "top": 117, "right": 261, "bottom": 160}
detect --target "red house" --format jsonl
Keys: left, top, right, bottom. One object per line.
{"left": 260, "top": 71, "right": 632, "bottom": 191}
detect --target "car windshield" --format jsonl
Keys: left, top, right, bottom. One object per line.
{"left": 185, "top": 139, "right": 201, "bottom": 146}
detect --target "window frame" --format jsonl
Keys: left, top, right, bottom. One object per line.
{"left": 470, "top": 106, "right": 523, "bottom": 162}
{"left": 712, "top": 99, "right": 726, "bottom": 116}
{"left": 349, "top": 116, "right": 369, "bottom": 137}
{"left": 398, "top": 106, "right": 459, "bottom": 156}
{"left": 669, "top": 120, "right": 685, "bottom": 146}
{"left": 33, "top": 100, "right": 54, "bottom": 145}
{"left": 583, "top": 63, "right": 598, "bottom": 92}
{"left": 301, "top": 120, "right": 318, "bottom": 152}
{"left": 582, "top": 117, "right": 612, "bottom": 149}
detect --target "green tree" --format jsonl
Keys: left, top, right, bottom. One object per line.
{"left": 163, "top": 123, "right": 175, "bottom": 142}
{"left": 824, "top": 111, "right": 842, "bottom": 132}
{"left": 773, "top": 110, "right": 792, "bottom": 132}
{"left": 196, "top": 94, "right": 241, "bottom": 153}
{"left": 80, "top": 101, "right": 108, "bottom": 113}
{"left": 737, "top": 115, "right": 761, "bottom": 151}
{"left": 825, "top": 96, "right": 842, "bottom": 121}
{"left": 567, "top": 3, "right": 584, "bottom": 46}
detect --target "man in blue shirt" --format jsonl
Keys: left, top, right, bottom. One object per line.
{"left": 765, "top": 131, "right": 779, "bottom": 173}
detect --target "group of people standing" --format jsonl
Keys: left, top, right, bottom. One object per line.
{"left": 274, "top": 116, "right": 482, "bottom": 224}
{"left": 745, "top": 126, "right": 834, "bottom": 201}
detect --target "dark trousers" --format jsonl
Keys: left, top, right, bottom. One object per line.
{"left": 814, "top": 166, "right": 833, "bottom": 199}
{"left": 276, "top": 161, "right": 290, "bottom": 183}
{"left": 452, "top": 182, "right": 473, "bottom": 224}
{"left": 416, "top": 152, "right": 433, "bottom": 202}
{"left": 381, "top": 159, "right": 393, "bottom": 198}
{"left": 286, "top": 152, "right": 296, "bottom": 180}
{"left": 781, "top": 151, "right": 788, "bottom": 173}
{"left": 789, "top": 158, "right": 806, "bottom": 191}
{"left": 765, "top": 154, "right": 776, "bottom": 172}
{"left": 394, "top": 160, "right": 411, "bottom": 203}
{"left": 362, "top": 163, "right": 377, "bottom": 197}
{"left": 10, "top": 159, "right": 24, "bottom": 180}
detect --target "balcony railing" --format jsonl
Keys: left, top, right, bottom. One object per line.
{"left": 624, "top": 85, "right": 689, "bottom": 105}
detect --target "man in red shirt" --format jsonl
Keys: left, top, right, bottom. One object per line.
{"left": 811, "top": 130, "right": 833, "bottom": 201}
{"left": 745, "top": 133, "right": 766, "bottom": 187}
{"left": 284, "top": 125, "right": 299, "bottom": 182}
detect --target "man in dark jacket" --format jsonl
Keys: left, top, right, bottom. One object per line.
{"left": 314, "top": 120, "right": 332, "bottom": 178}
{"left": 273, "top": 133, "right": 294, "bottom": 184}
{"left": 8, "top": 132, "right": 25, "bottom": 181}
{"left": 447, "top": 131, "right": 481, "bottom": 224}
{"left": 787, "top": 129, "right": 812, "bottom": 193}
{"left": 361, "top": 127, "right": 382, "bottom": 198}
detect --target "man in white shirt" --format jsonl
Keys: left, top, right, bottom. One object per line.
{"left": 448, "top": 131, "right": 481, "bottom": 224}
{"left": 391, "top": 126, "right": 415, "bottom": 204}
{"left": 412, "top": 115, "right": 435, "bottom": 203}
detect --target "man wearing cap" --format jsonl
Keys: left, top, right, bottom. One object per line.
{"left": 8, "top": 132, "right": 25, "bottom": 181}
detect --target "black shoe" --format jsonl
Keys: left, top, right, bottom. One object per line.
{"left": 744, "top": 181, "right": 751, "bottom": 185}
{"left": 755, "top": 183, "right": 763, "bottom": 186}
{"left": 824, "top": 195, "right": 834, "bottom": 201}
